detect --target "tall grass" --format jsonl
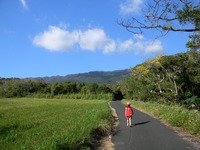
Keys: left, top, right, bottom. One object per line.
{"left": 0, "top": 98, "right": 112, "bottom": 149}
{"left": 123, "top": 100, "right": 200, "bottom": 136}
{"left": 54, "top": 93, "right": 113, "bottom": 100}
{"left": 28, "top": 93, "right": 113, "bottom": 100}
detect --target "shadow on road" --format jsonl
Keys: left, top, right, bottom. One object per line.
{"left": 134, "top": 121, "right": 151, "bottom": 126}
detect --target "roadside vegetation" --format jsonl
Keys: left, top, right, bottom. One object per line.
{"left": 0, "top": 98, "right": 112, "bottom": 150}
{"left": 120, "top": 50, "right": 200, "bottom": 111}
{"left": 123, "top": 100, "right": 200, "bottom": 136}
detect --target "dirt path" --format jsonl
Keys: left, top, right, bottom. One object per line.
{"left": 97, "top": 102, "right": 118, "bottom": 150}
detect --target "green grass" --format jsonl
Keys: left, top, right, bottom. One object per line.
{"left": 53, "top": 93, "right": 113, "bottom": 100}
{"left": 0, "top": 98, "right": 112, "bottom": 150}
{"left": 28, "top": 93, "right": 113, "bottom": 101}
{"left": 123, "top": 100, "right": 200, "bottom": 136}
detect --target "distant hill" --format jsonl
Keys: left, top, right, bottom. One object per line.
{"left": 37, "top": 69, "right": 130, "bottom": 84}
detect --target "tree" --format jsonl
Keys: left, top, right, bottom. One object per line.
{"left": 119, "top": 0, "right": 199, "bottom": 34}
{"left": 118, "top": 0, "right": 200, "bottom": 48}
{"left": 186, "top": 32, "right": 200, "bottom": 50}
{"left": 63, "top": 81, "right": 77, "bottom": 93}
{"left": 51, "top": 83, "right": 64, "bottom": 95}
{"left": 122, "top": 63, "right": 158, "bottom": 101}
{"left": 159, "top": 55, "right": 186, "bottom": 98}
{"left": 185, "top": 50, "right": 200, "bottom": 96}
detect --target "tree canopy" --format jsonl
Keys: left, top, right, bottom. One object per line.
{"left": 120, "top": 51, "right": 200, "bottom": 110}
{"left": 118, "top": 0, "right": 200, "bottom": 49}
{"left": 119, "top": 0, "right": 199, "bottom": 34}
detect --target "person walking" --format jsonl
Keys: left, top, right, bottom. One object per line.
{"left": 125, "top": 102, "right": 133, "bottom": 127}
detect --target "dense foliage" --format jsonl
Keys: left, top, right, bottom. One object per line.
{"left": 0, "top": 78, "right": 114, "bottom": 100}
{"left": 120, "top": 50, "right": 200, "bottom": 111}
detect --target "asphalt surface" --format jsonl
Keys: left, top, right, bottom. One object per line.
{"left": 110, "top": 101, "right": 195, "bottom": 150}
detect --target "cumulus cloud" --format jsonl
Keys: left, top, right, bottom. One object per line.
{"left": 103, "top": 40, "right": 116, "bottom": 54}
{"left": 32, "top": 25, "right": 163, "bottom": 54}
{"left": 118, "top": 35, "right": 163, "bottom": 54}
{"left": 32, "top": 26, "right": 115, "bottom": 53}
{"left": 120, "top": 0, "right": 143, "bottom": 14}
{"left": 119, "top": 39, "right": 135, "bottom": 52}
{"left": 33, "top": 26, "right": 79, "bottom": 51}
{"left": 79, "top": 28, "right": 108, "bottom": 51}
{"left": 145, "top": 40, "right": 163, "bottom": 53}
{"left": 79, "top": 28, "right": 116, "bottom": 54}
{"left": 19, "top": 0, "right": 28, "bottom": 10}
{"left": 127, "top": 34, "right": 163, "bottom": 53}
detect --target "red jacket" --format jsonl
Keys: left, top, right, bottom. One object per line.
{"left": 125, "top": 106, "right": 133, "bottom": 117}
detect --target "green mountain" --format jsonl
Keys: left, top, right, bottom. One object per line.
{"left": 38, "top": 69, "right": 130, "bottom": 83}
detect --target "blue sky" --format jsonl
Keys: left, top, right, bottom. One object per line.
{"left": 0, "top": 0, "right": 190, "bottom": 78}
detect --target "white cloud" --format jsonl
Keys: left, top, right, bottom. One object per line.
{"left": 33, "top": 26, "right": 116, "bottom": 53}
{"left": 134, "top": 36, "right": 163, "bottom": 54}
{"left": 132, "top": 34, "right": 145, "bottom": 54}
{"left": 118, "top": 35, "right": 163, "bottom": 54}
{"left": 103, "top": 40, "right": 116, "bottom": 54}
{"left": 79, "top": 28, "right": 107, "bottom": 51}
{"left": 145, "top": 40, "right": 163, "bottom": 53}
{"left": 32, "top": 26, "right": 163, "bottom": 55}
{"left": 79, "top": 28, "right": 116, "bottom": 54}
{"left": 33, "top": 26, "right": 79, "bottom": 51}
{"left": 119, "top": 39, "right": 135, "bottom": 52}
{"left": 120, "top": 0, "right": 143, "bottom": 14}
{"left": 19, "top": 0, "right": 28, "bottom": 10}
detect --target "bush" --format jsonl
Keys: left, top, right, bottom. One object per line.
{"left": 183, "top": 96, "right": 200, "bottom": 111}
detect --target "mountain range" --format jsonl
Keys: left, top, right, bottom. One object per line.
{"left": 37, "top": 69, "right": 130, "bottom": 84}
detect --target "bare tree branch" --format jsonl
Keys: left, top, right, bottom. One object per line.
{"left": 118, "top": 0, "right": 200, "bottom": 36}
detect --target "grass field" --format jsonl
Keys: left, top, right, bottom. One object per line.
{"left": 0, "top": 98, "right": 112, "bottom": 150}
{"left": 123, "top": 100, "right": 200, "bottom": 136}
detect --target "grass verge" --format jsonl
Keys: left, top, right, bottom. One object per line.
{"left": 122, "top": 100, "right": 200, "bottom": 136}
{"left": 0, "top": 98, "right": 112, "bottom": 150}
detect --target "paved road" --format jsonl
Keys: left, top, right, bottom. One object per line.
{"left": 110, "top": 101, "right": 195, "bottom": 150}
